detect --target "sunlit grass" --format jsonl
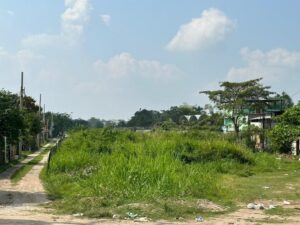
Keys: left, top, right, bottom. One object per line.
{"left": 41, "top": 129, "right": 300, "bottom": 219}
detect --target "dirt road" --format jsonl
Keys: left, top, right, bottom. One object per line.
{"left": 1, "top": 149, "right": 300, "bottom": 225}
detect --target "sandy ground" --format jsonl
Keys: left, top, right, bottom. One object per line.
{"left": 1, "top": 147, "right": 300, "bottom": 225}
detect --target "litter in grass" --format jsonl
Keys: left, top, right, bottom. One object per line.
{"left": 127, "top": 212, "right": 138, "bottom": 219}
{"left": 112, "top": 214, "right": 119, "bottom": 219}
{"left": 247, "top": 203, "right": 264, "bottom": 210}
{"left": 247, "top": 203, "right": 255, "bottom": 209}
{"left": 269, "top": 205, "right": 276, "bottom": 209}
{"left": 195, "top": 216, "right": 204, "bottom": 222}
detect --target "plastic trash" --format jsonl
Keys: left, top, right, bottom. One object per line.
{"left": 254, "top": 203, "right": 265, "bottom": 210}
{"left": 127, "top": 212, "right": 138, "bottom": 219}
{"left": 247, "top": 203, "right": 256, "bottom": 209}
{"left": 247, "top": 203, "right": 264, "bottom": 210}
{"left": 195, "top": 216, "right": 204, "bottom": 222}
{"left": 269, "top": 205, "right": 276, "bottom": 209}
{"left": 283, "top": 200, "right": 290, "bottom": 205}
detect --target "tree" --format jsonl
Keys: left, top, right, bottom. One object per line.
{"left": 22, "top": 96, "right": 42, "bottom": 150}
{"left": 269, "top": 104, "right": 300, "bottom": 153}
{"left": 160, "top": 104, "right": 203, "bottom": 124}
{"left": 73, "top": 119, "right": 89, "bottom": 129}
{"left": 50, "top": 113, "right": 73, "bottom": 137}
{"left": 200, "top": 78, "right": 273, "bottom": 134}
{"left": 0, "top": 90, "right": 25, "bottom": 145}
{"left": 127, "top": 109, "right": 160, "bottom": 127}
{"left": 88, "top": 117, "right": 104, "bottom": 128}
{"left": 274, "top": 91, "right": 294, "bottom": 110}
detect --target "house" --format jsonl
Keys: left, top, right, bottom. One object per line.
{"left": 223, "top": 99, "right": 285, "bottom": 149}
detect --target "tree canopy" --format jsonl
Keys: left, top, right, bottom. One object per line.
{"left": 0, "top": 89, "right": 42, "bottom": 150}
{"left": 200, "top": 78, "right": 273, "bottom": 134}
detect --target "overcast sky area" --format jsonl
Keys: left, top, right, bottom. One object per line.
{"left": 1, "top": 0, "right": 300, "bottom": 120}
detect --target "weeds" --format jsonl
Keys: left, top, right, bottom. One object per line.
{"left": 41, "top": 128, "right": 300, "bottom": 219}
{"left": 11, "top": 145, "right": 51, "bottom": 183}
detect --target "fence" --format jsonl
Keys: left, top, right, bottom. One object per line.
{"left": 47, "top": 138, "right": 63, "bottom": 172}
{"left": 0, "top": 144, "right": 18, "bottom": 165}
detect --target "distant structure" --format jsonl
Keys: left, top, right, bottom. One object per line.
{"left": 183, "top": 114, "right": 202, "bottom": 121}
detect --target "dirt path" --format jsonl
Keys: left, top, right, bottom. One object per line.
{"left": 1, "top": 149, "right": 300, "bottom": 225}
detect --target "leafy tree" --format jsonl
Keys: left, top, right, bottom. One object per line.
{"left": 117, "top": 120, "right": 127, "bottom": 127}
{"left": 22, "top": 96, "right": 42, "bottom": 149}
{"left": 51, "top": 113, "right": 73, "bottom": 137}
{"left": 127, "top": 109, "right": 160, "bottom": 127}
{"left": 73, "top": 119, "right": 89, "bottom": 129}
{"left": 200, "top": 78, "right": 273, "bottom": 134}
{"left": 269, "top": 104, "right": 300, "bottom": 153}
{"left": 274, "top": 91, "right": 294, "bottom": 110}
{"left": 0, "top": 90, "right": 24, "bottom": 145}
{"left": 88, "top": 117, "right": 104, "bottom": 128}
{"left": 161, "top": 104, "right": 203, "bottom": 124}
{"left": 196, "top": 112, "right": 224, "bottom": 131}
{"left": 161, "top": 119, "right": 177, "bottom": 130}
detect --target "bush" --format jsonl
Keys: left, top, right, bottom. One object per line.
{"left": 268, "top": 104, "right": 300, "bottom": 153}
{"left": 268, "top": 125, "right": 300, "bottom": 153}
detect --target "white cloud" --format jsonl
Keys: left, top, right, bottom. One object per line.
{"left": 166, "top": 8, "right": 235, "bottom": 52}
{"left": 61, "top": 0, "right": 90, "bottom": 35}
{"left": 94, "top": 52, "right": 182, "bottom": 79}
{"left": 227, "top": 48, "right": 300, "bottom": 82}
{"left": 100, "top": 14, "right": 111, "bottom": 26}
{"left": 7, "top": 10, "right": 15, "bottom": 16}
{"left": 21, "top": 0, "right": 90, "bottom": 51}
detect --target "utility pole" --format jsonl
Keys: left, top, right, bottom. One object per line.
{"left": 46, "top": 119, "right": 49, "bottom": 139}
{"left": 49, "top": 113, "right": 54, "bottom": 138}
{"left": 20, "top": 72, "right": 24, "bottom": 110}
{"left": 43, "top": 104, "right": 46, "bottom": 142}
{"left": 36, "top": 94, "right": 42, "bottom": 148}
{"left": 18, "top": 72, "right": 25, "bottom": 156}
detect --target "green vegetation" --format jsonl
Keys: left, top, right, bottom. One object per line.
{"left": 0, "top": 150, "right": 31, "bottom": 174}
{"left": 42, "top": 128, "right": 300, "bottom": 219}
{"left": 269, "top": 104, "right": 300, "bottom": 153}
{"left": 200, "top": 78, "right": 274, "bottom": 134}
{"left": 11, "top": 146, "right": 51, "bottom": 183}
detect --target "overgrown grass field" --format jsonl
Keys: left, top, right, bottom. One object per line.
{"left": 41, "top": 128, "right": 300, "bottom": 219}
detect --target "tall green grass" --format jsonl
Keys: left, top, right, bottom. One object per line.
{"left": 41, "top": 128, "right": 300, "bottom": 219}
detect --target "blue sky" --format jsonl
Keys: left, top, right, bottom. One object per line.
{"left": 1, "top": 0, "right": 300, "bottom": 119}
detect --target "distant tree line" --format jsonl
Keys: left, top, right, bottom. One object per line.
{"left": 125, "top": 104, "right": 224, "bottom": 130}
{"left": 43, "top": 103, "right": 224, "bottom": 134}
